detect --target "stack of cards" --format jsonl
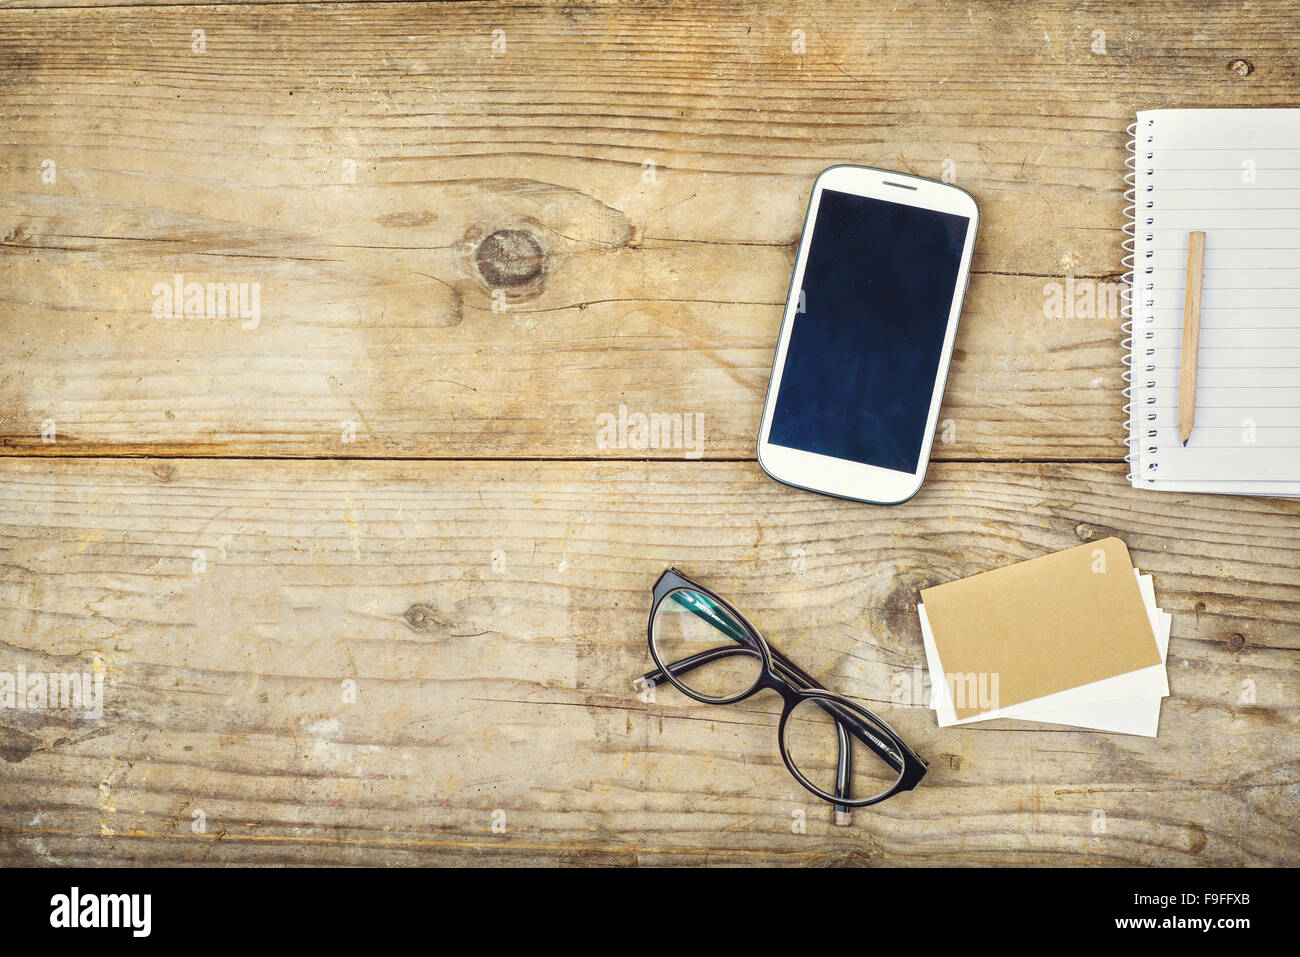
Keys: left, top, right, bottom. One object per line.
{"left": 917, "top": 538, "right": 1170, "bottom": 737}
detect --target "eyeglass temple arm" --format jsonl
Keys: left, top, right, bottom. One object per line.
{"left": 834, "top": 720, "right": 851, "bottom": 823}
{"left": 641, "top": 646, "right": 815, "bottom": 697}
{"left": 639, "top": 646, "right": 904, "bottom": 775}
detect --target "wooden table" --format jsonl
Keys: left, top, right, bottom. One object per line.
{"left": 1, "top": 0, "right": 1296, "bottom": 867}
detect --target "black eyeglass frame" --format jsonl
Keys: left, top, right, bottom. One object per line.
{"left": 641, "top": 568, "right": 927, "bottom": 809}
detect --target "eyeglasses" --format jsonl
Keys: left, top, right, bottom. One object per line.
{"left": 638, "top": 569, "right": 927, "bottom": 817}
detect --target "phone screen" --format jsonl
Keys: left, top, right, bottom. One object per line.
{"left": 768, "top": 188, "right": 971, "bottom": 474}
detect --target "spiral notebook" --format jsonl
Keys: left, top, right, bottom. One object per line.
{"left": 1123, "top": 108, "right": 1300, "bottom": 496}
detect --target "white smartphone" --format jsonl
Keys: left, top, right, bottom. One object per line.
{"left": 757, "top": 165, "right": 979, "bottom": 504}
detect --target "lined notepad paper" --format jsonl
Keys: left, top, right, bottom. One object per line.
{"left": 1125, "top": 109, "right": 1300, "bottom": 496}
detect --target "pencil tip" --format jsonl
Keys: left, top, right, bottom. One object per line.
{"left": 1182, "top": 438, "right": 1188, "bottom": 447}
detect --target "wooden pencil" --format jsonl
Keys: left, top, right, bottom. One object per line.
{"left": 1179, "top": 230, "right": 1206, "bottom": 446}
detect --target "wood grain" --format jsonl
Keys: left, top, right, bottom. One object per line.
{"left": 0, "top": 458, "right": 1295, "bottom": 866}
{"left": 2, "top": 0, "right": 1297, "bottom": 869}
{"left": 2, "top": 0, "right": 1295, "bottom": 458}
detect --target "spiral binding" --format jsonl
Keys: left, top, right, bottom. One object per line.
{"left": 1122, "top": 122, "right": 1136, "bottom": 480}
{"left": 1121, "top": 118, "right": 1156, "bottom": 482}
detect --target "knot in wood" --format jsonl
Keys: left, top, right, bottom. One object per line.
{"left": 404, "top": 602, "right": 442, "bottom": 634}
{"left": 475, "top": 229, "right": 546, "bottom": 287}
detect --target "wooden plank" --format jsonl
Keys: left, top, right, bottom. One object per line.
{"left": 1, "top": 0, "right": 1291, "bottom": 458}
{"left": 1, "top": 458, "right": 1295, "bottom": 865}
{"left": 0, "top": 265, "right": 1126, "bottom": 459}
